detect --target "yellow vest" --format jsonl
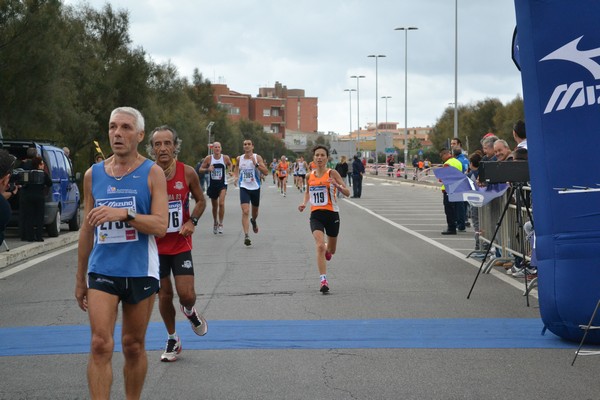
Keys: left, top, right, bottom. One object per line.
{"left": 441, "top": 157, "right": 463, "bottom": 191}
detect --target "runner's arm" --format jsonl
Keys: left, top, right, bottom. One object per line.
{"left": 76, "top": 168, "right": 94, "bottom": 312}
{"left": 180, "top": 164, "right": 206, "bottom": 237}
{"left": 256, "top": 155, "right": 269, "bottom": 175}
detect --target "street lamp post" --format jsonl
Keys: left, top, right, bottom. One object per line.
{"left": 381, "top": 96, "right": 392, "bottom": 126}
{"left": 350, "top": 75, "right": 365, "bottom": 155}
{"left": 454, "top": 0, "right": 459, "bottom": 139}
{"left": 395, "top": 26, "right": 418, "bottom": 174}
{"left": 206, "top": 121, "right": 215, "bottom": 156}
{"left": 368, "top": 55, "right": 386, "bottom": 174}
{"left": 344, "top": 89, "right": 356, "bottom": 136}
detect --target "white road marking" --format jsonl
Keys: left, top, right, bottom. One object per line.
{"left": 344, "top": 199, "right": 537, "bottom": 298}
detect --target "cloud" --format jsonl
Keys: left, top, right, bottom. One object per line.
{"left": 64, "top": 0, "right": 522, "bottom": 135}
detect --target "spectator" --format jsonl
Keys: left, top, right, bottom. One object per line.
{"left": 439, "top": 148, "right": 463, "bottom": 235}
{"left": 21, "top": 156, "right": 52, "bottom": 242}
{"left": 467, "top": 152, "right": 483, "bottom": 251}
{"left": 94, "top": 153, "right": 104, "bottom": 163}
{"left": 351, "top": 155, "right": 365, "bottom": 198}
{"left": 452, "top": 148, "right": 467, "bottom": 232}
{"left": 493, "top": 139, "right": 512, "bottom": 161}
{"left": 481, "top": 134, "right": 498, "bottom": 161}
{"left": 451, "top": 138, "right": 469, "bottom": 172}
{"left": 335, "top": 156, "right": 349, "bottom": 196}
{"left": 513, "top": 120, "right": 527, "bottom": 150}
{"left": 0, "top": 150, "right": 17, "bottom": 246}
{"left": 62, "top": 147, "right": 71, "bottom": 158}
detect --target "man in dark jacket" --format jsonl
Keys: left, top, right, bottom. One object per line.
{"left": 351, "top": 155, "right": 365, "bottom": 198}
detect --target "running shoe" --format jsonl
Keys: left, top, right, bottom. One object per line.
{"left": 325, "top": 251, "right": 332, "bottom": 261}
{"left": 250, "top": 218, "right": 259, "bottom": 233}
{"left": 213, "top": 223, "right": 218, "bottom": 235}
{"left": 320, "top": 279, "right": 330, "bottom": 293}
{"left": 283, "top": 193, "right": 286, "bottom": 197}
{"left": 160, "top": 337, "right": 182, "bottom": 362}
{"left": 244, "top": 235, "right": 251, "bottom": 246}
{"left": 512, "top": 267, "right": 537, "bottom": 278}
{"left": 181, "top": 305, "right": 208, "bottom": 336}
{"left": 218, "top": 224, "right": 223, "bottom": 234}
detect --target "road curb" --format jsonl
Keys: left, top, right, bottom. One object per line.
{"left": 0, "top": 232, "right": 80, "bottom": 269}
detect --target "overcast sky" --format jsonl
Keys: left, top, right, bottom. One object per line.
{"left": 65, "top": 0, "right": 522, "bottom": 135}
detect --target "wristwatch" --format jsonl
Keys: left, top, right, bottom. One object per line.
{"left": 190, "top": 216, "right": 199, "bottom": 226}
{"left": 125, "top": 208, "right": 136, "bottom": 221}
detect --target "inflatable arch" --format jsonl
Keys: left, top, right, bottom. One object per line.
{"left": 515, "top": 0, "right": 600, "bottom": 342}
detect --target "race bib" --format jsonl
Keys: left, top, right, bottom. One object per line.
{"left": 95, "top": 196, "right": 138, "bottom": 244}
{"left": 309, "top": 185, "right": 329, "bottom": 206}
{"left": 167, "top": 200, "right": 183, "bottom": 233}
{"left": 280, "top": 169, "right": 287, "bottom": 176}
{"left": 210, "top": 168, "right": 223, "bottom": 180}
{"left": 242, "top": 168, "right": 255, "bottom": 183}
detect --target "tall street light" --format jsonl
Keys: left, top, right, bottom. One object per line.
{"left": 395, "top": 26, "right": 418, "bottom": 167}
{"left": 350, "top": 75, "right": 365, "bottom": 154}
{"left": 454, "top": 0, "right": 459, "bottom": 138}
{"left": 343, "top": 89, "right": 356, "bottom": 135}
{"left": 368, "top": 55, "right": 386, "bottom": 168}
{"left": 381, "top": 96, "right": 392, "bottom": 126}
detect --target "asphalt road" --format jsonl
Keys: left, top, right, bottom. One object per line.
{"left": 0, "top": 175, "right": 598, "bottom": 400}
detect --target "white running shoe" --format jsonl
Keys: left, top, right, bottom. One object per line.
{"left": 181, "top": 305, "right": 208, "bottom": 336}
{"left": 160, "top": 337, "right": 182, "bottom": 362}
{"left": 218, "top": 224, "right": 223, "bottom": 234}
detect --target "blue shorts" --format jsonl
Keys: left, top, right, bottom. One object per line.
{"left": 88, "top": 273, "right": 159, "bottom": 304}
{"left": 240, "top": 187, "right": 261, "bottom": 207}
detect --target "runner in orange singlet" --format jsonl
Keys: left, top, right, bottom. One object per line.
{"left": 276, "top": 155, "right": 289, "bottom": 197}
{"left": 298, "top": 145, "right": 350, "bottom": 293}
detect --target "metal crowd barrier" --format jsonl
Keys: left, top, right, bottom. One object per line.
{"left": 476, "top": 186, "right": 534, "bottom": 288}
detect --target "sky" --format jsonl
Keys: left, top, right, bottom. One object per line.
{"left": 64, "top": 0, "right": 523, "bottom": 136}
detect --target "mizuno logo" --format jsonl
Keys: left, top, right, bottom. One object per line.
{"left": 540, "top": 36, "right": 600, "bottom": 114}
{"left": 541, "top": 36, "right": 600, "bottom": 79}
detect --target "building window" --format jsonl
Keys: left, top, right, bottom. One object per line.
{"left": 229, "top": 107, "right": 240, "bottom": 115}
{"left": 271, "top": 125, "right": 279, "bottom": 134}
{"left": 263, "top": 109, "right": 271, "bottom": 117}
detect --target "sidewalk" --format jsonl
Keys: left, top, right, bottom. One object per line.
{"left": 0, "top": 229, "right": 79, "bottom": 269}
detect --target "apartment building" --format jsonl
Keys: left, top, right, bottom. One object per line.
{"left": 213, "top": 81, "right": 318, "bottom": 139}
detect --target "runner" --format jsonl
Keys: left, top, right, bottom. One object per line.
{"left": 198, "top": 141, "right": 232, "bottom": 234}
{"left": 296, "top": 156, "right": 309, "bottom": 192}
{"left": 270, "top": 158, "right": 278, "bottom": 185}
{"left": 233, "top": 139, "right": 269, "bottom": 246}
{"left": 75, "top": 107, "right": 169, "bottom": 399}
{"left": 298, "top": 145, "right": 350, "bottom": 293}
{"left": 147, "top": 125, "right": 208, "bottom": 362}
{"left": 276, "top": 155, "right": 289, "bottom": 197}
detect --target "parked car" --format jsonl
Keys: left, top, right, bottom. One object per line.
{"left": 3, "top": 140, "right": 80, "bottom": 237}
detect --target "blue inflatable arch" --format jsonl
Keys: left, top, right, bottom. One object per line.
{"left": 515, "top": 0, "right": 600, "bottom": 342}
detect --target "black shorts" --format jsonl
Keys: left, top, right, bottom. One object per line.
{"left": 309, "top": 210, "right": 340, "bottom": 237}
{"left": 240, "top": 187, "right": 261, "bottom": 207}
{"left": 159, "top": 251, "right": 195, "bottom": 279}
{"left": 88, "top": 273, "right": 159, "bottom": 304}
{"left": 298, "top": 174, "right": 306, "bottom": 179}
{"left": 207, "top": 184, "right": 227, "bottom": 199}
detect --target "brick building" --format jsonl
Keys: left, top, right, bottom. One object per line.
{"left": 213, "top": 81, "right": 318, "bottom": 139}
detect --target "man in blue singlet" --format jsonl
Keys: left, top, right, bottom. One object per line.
{"left": 75, "top": 107, "right": 169, "bottom": 399}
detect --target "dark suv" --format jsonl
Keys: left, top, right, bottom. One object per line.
{"left": 3, "top": 140, "right": 81, "bottom": 237}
